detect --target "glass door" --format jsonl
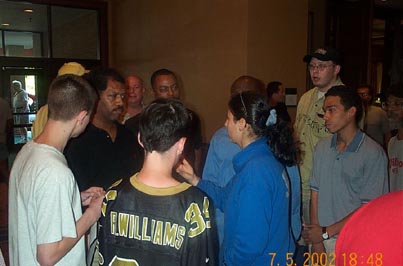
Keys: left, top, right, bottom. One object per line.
{"left": 1, "top": 67, "right": 43, "bottom": 145}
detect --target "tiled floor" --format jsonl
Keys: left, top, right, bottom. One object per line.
{"left": 0, "top": 182, "right": 8, "bottom": 266}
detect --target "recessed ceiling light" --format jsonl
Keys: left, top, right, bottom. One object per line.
{"left": 1, "top": 23, "right": 10, "bottom": 26}
{"left": 24, "top": 9, "right": 33, "bottom": 13}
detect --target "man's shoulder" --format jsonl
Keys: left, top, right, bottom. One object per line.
{"left": 14, "top": 143, "right": 69, "bottom": 178}
{"left": 211, "top": 127, "right": 227, "bottom": 141}
{"left": 362, "top": 133, "right": 386, "bottom": 153}
{"left": 300, "top": 87, "right": 317, "bottom": 100}
{"left": 186, "top": 184, "right": 209, "bottom": 198}
{"left": 125, "top": 113, "right": 141, "bottom": 131}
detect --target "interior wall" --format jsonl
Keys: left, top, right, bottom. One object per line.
{"left": 109, "top": 0, "right": 308, "bottom": 141}
{"left": 247, "top": 0, "right": 308, "bottom": 121}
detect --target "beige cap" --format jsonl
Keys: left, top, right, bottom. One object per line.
{"left": 57, "top": 62, "right": 89, "bottom": 76}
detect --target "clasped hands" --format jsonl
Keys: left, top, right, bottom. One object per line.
{"left": 301, "top": 223, "right": 324, "bottom": 244}
{"left": 80, "top": 186, "right": 105, "bottom": 207}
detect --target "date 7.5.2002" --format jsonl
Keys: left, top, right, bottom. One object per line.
{"left": 268, "top": 252, "right": 383, "bottom": 266}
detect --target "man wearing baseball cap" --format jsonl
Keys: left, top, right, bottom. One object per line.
{"left": 294, "top": 47, "right": 343, "bottom": 241}
{"left": 32, "top": 62, "right": 89, "bottom": 138}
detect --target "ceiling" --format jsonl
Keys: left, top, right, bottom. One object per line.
{"left": 0, "top": 1, "right": 48, "bottom": 32}
{"left": 0, "top": 0, "right": 96, "bottom": 48}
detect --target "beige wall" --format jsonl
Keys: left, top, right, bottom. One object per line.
{"left": 109, "top": 0, "right": 308, "bottom": 141}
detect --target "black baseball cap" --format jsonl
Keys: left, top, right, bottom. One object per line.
{"left": 303, "top": 48, "right": 342, "bottom": 65}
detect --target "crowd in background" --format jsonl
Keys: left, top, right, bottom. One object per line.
{"left": 2, "top": 46, "right": 403, "bottom": 266}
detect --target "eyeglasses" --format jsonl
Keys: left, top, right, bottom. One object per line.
{"left": 308, "top": 64, "right": 334, "bottom": 71}
{"left": 106, "top": 93, "right": 125, "bottom": 101}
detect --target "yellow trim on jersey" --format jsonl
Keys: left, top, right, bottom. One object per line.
{"left": 130, "top": 173, "right": 192, "bottom": 196}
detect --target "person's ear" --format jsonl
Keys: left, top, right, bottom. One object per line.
{"left": 238, "top": 118, "right": 247, "bottom": 131}
{"left": 334, "top": 64, "right": 341, "bottom": 75}
{"left": 348, "top": 106, "right": 357, "bottom": 118}
{"left": 76, "top": 110, "right": 88, "bottom": 125}
{"left": 177, "top": 137, "right": 187, "bottom": 154}
{"left": 137, "top": 133, "right": 144, "bottom": 148}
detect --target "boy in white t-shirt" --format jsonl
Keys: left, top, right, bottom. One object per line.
{"left": 385, "top": 83, "right": 403, "bottom": 191}
{"left": 9, "top": 74, "right": 104, "bottom": 266}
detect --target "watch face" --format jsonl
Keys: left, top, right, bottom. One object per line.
{"left": 322, "top": 232, "right": 329, "bottom": 240}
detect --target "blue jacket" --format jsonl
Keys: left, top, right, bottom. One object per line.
{"left": 198, "top": 137, "right": 297, "bottom": 266}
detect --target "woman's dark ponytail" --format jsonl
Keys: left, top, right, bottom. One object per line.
{"left": 229, "top": 91, "right": 299, "bottom": 166}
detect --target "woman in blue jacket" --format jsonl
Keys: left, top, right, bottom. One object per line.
{"left": 177, "top": 91, "right": 300, "bottom": 266}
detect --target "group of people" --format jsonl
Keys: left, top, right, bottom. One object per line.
{"left": 6, "top": 46, "right": 403, "bottom": 266}
{"left": 296, "top": 48, "right": 402, "bottom": 265}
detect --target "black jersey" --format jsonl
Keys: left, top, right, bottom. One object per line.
{"left": 98, "top": 175, "right": 218, "bottom": 266}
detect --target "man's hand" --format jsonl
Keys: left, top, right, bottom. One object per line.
{"left": 81, "top": 187, "right": 105, "bottom": 206}
{"left": 85, "top": 190, "right": 105, "bottom": 223}
{"left": 302, "top": 223, "right": 323, "bottom": 244}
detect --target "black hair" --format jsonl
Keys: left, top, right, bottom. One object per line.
{"left": 150, "top": 68, "right": 176, "bottom": 89}
{"left": 86, "top": 67, "right": 125, "bottom": 93}
{"left": 228, "top": 91, "right": 298, "bottom": 166}
{"left": 325, "top": 85, "right": 363, "bottom": 125}
{"left": 139, "top": 98, "right": 189, "bottom": 153}
{"left": 356, "top": 84, "right": 374, "bottom": 94}
{"left": 48, "top": 74, "right": 97, "bottom": 121}
{"left": 266, "top": 81, "right": 282, "bottom": 98}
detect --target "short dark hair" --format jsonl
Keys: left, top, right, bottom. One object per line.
{"left": 86, "top": 67, "right": 125, "bottom": 93}
{"left": 150, "top": 68, "right": 177, "bottom": 89}
{"left": 229, "top": 91, "right": 298, "bottom": 166}
{"left": 266, "top": 81, "right": 282, "bottom": 98}
{"left": 139, "top": 98, "right": 189, "bottom": 152}
{"left": 326, "top": 85, "right": 363, "bottom": 125}
{"left": 48, "top": 74, "right": 97, "bottom": 121}
{"left": 356, "top": 84, "right": 374, "bottom": 95}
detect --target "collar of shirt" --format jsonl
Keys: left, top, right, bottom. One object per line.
{"left": 330, "top": 129, "right": 365, "bottom": 152}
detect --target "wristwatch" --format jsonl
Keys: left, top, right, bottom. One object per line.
{"left": 322, "top": 226, "right": 329, "bottom": 240}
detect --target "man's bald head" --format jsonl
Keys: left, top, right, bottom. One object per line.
{"left": 230, "top": 75, "right": 265, "bottom": 96}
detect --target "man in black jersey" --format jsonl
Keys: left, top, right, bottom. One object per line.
{"left": 98, "top": 98, "right": 218, "bottom": 265}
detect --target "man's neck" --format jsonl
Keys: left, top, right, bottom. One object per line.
{"left": 336, "top": 124, "right": 359, "bottom": 152}
{"left": 137, "top": 153, "right": 181, "bottom": 188}
{"left": 92, "top": 115, "right": 117, "bottom": 140}
{"left": 34, "top": 120, "right": 72, "bottom": 152}
{"left": 126, "top": 104, "right": 143, "bottom": 117}
{"left": 317, "top": 77, "right": 339, "bottom": 93}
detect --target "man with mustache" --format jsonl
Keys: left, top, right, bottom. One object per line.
{"left": 65, "top": 67, "right": 143, "bottom": 191}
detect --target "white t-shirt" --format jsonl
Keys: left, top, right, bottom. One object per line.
{"left": 388, "top": 135, "right": 403, "bottom": 191}
{"left": 9, "top": 141, "right": 85, "bottom": 266}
